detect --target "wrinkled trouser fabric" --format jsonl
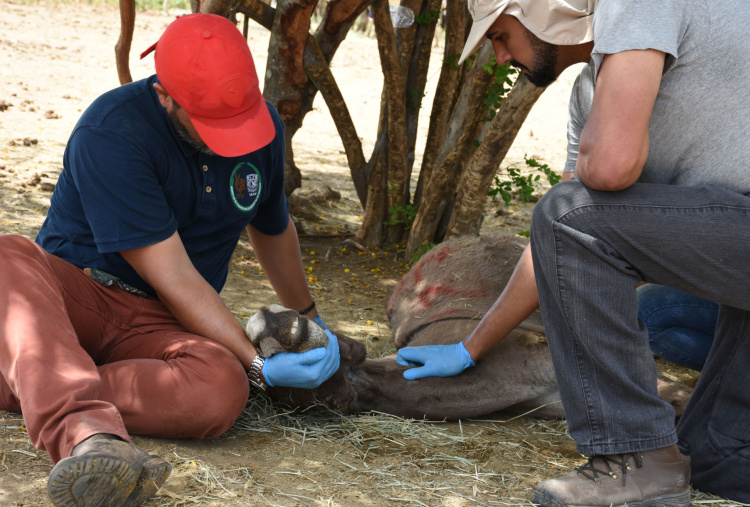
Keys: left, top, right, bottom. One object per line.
{"left": 0, "top": 235, "right": 249, "bottom": 463}
{"left": 529, "top": 181, "right": 750, "bottom": 502}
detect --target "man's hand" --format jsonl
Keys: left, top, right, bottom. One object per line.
{"left": 396, "top": 342, "right": 475, "bottom": 380}
{"left": 262, "top": 331, "right": 340, "bottom": 389}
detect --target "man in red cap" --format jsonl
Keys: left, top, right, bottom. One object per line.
{"left": 0, "top": 13, "right": 339, "bottom": 506}
{"left": 397, "top": 0, "right": 750, "bottom": 505}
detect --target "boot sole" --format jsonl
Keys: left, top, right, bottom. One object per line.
{"left": 124, "top": 456, "right": 172, "bottom": 507}
{"left": 47, "top": 454, "right": 172, "bottom": 507}
{"left": 532, "top": 488, "right": 690, "bottom": 507}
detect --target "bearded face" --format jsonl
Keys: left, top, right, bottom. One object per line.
{"left": 518, "top": 27, "right": 560, "bottom": 88}
{"left": 168, "top": 109, "right": 216, "bottom": 156}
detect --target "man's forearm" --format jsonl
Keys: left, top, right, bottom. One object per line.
{"left": 247, "top": 219, "right": 317, "bottom": 316}
{"left": 462, "top": 243, "right": 540, "bottom": 361}
{"left": 157, "top": 272, "right": 259, "bottom": 369}
{"left": 457, "top": 168, "right": 576, "bottom": 359}
{"left": 121, "top": 232, "right": 259, "bottom": 370}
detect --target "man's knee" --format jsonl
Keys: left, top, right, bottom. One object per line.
{"left": 0, "top": 234, "right": 40, "bottom": 260}
{"left": 154, "top": 342, "right": 249, "bottom": 438}
{"left": 530, "top": 180, "right": 585, "bottom": 233}
{"left": 184, "top": 351, "right": 249, "bottom": 437}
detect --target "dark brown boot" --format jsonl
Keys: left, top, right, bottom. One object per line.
{"left": 532, "top": 444, "right": 690, "bottom": 507}
{"left": 47, "top": 434, "right": 172, "bottom": 507}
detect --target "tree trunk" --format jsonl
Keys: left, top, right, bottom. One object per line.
{"left": 240, "top": 0, "right": 374, "bottom": 197}
{"left": 403, "top": 0, "right": 441, "bottom": 184}
{"left": 414, "top": 0, "right": 466, "bottom": 206}
{"left": 302, "top": 37, "right": 367, "bottom": 204}
{"left": 445, "top": 74, "right": 546, "bottom": 239}
{"left": 235, "top": 0, "right": 546, "bottom": 254}
{"left": 115, "top": 0, "right": 135, "bottom": 85}
{"left": 373, "top": 0, "right": 410, "bottom": 244}
{"left": 198, "top": 0, "right": 234, "bottom": 16}
{"left": 356, "top": 147, "right": 387, "bottom": 245}
{"left": 356, "top": 0, "right": 442, "bottom": 246}
{"left": 261, "top": 0, "right": 320, "bottom": 196}
{"left": 405, "top": 44, "right": 494, "bottom": 257}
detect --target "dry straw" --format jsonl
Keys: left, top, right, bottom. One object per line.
{"left": 1, "top": 368, "right": 744, "bottom": 506}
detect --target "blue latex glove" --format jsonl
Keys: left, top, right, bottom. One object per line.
{"left": 313, "top": 315, "right": 329, "bottom": 330}
{"left": 263, "top": 330, "right": 340, "bottom": 388}
{"left": 396, "top": 342, "right": 475, "bottom": 380}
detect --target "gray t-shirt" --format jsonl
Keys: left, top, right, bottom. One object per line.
{"left": 565, "top": 0, "right": 750, "bottom": 194}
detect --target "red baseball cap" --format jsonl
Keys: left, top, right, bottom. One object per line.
{"left": 141, "top": 14, "right": 275, "bottom": 157}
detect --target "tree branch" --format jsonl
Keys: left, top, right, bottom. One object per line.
{"left": 235, "top": 0, "right": 275, "bottom": 30}
{"left": 303, "top": 37, "right": 368, "bottom": 204}
{"left": 445, "top": 74, "right": 545, "bottom": 238}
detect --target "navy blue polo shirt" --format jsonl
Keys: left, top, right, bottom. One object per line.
{"left": 36, "top": 75, "right": 289, "bottom": 296}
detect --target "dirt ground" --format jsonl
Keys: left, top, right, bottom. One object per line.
{"left": 0, "top": 2, "right": 736, "bottom": 506}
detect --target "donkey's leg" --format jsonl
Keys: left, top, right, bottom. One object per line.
{"left": 349, "top": 315, "right": 692, "bottom": 420}
{"left": 348, "top": 320, "right": 563, "bottom": 420}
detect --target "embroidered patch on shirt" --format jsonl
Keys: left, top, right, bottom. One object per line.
{"left": 230, "top": 161, "right": 262, "bottom": 212}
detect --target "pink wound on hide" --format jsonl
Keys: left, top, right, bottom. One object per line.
{"left": 417, "top": 285, "right": 488, "bottom": 308}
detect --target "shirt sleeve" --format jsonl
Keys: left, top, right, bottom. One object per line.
{"left": 249, "top": 106, "right": 290, "bottom": 236}
{"left": 590, "top": 0, "right": 698, "bottom": 79}
{"left": 565, "top": 63, "right": 595, "bottom": 174}
{"left": 66, "top": 126, "right": 177, "bottom": 253}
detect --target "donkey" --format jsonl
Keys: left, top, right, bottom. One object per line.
{"left": 247, "top": 233, "right": 693, "bottom": 421}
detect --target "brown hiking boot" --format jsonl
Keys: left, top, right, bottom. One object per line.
{"left": 47, "top": 434, "right": 172, "bottom": 507}
{"left": 532, "top": 444, "right": 690, "bottom": 507}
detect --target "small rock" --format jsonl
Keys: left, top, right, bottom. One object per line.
{"left": 44, "top": 110, "right": 60, "bottom": 119}
{"left": 40, "top": 182, "right": 56, "bottom": 192}
{"left": 0, "top": 100, "right": 13, "bottom": 112}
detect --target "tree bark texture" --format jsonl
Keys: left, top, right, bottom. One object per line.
{"left": 414, "top": 0, "right": 467, "bottom": 206}
{"left": 261, "top": 0, "right": 319, "bottom": 196}
{"left": 356, "top": 0, "right": 447, "bottom": 246}
{"left": 302, "top": 37, "right": 367, "bottom": 205}
{"left": 405, "top": 44, "right": 494, "bottom": 258}
{"left": 115, "top": 0, "right": 135, "bottom": 85}
{"left": 445, "top": 74, "right": 546, "bottom": 239}
{"left": 403, "top": 0, "right": 441, "bottom": 180}
{"left": 198, "top": 0, "right": 234, "bottom": 17}
{"left": 239, "top": 0, "right": 373, "bottom": 196}
{"left": 360, "top": 0, "right": 408, "bottom": 244}
{"left": 356, "top": 147, "right": 387, "bottom": 246}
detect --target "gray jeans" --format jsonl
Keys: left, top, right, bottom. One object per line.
{"left": 529, "top": 181, "right": 750, "bottom": 502}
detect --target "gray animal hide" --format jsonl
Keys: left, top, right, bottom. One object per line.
{"left": 246, "top": 234, "right": 693, "bottom": 421}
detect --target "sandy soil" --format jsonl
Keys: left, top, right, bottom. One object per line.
{"left": 0, "top": 2, "right": 725, "bottom": 506}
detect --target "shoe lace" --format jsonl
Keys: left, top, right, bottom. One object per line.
{"left": 575, "top": 452, "right": 643, "bottom": 487}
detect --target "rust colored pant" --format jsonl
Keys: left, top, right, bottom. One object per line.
{"left": 0, "top": 235, "right": 249, "bottom": 462}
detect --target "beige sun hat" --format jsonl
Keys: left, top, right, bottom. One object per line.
{"left": 458, "top": 0, "right": 595, "bottom": 64}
